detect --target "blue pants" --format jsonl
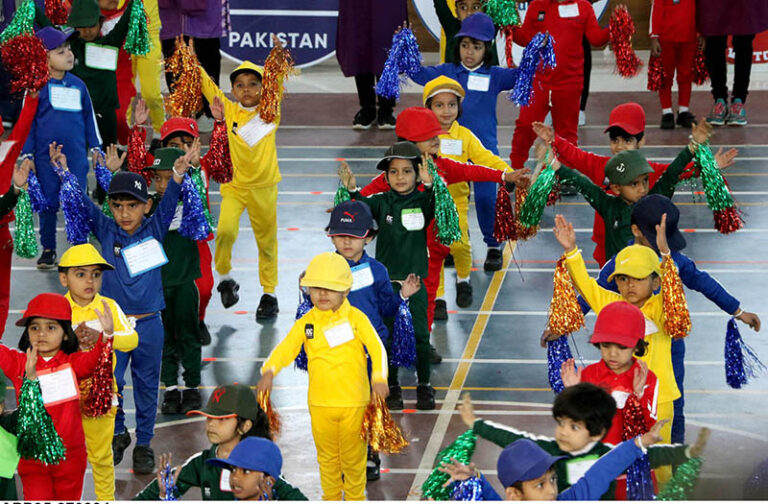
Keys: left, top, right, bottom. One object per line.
{"left": 671, "top": 338, "right": 685, "bottom": 443}
{"left": 114, "top": 313, "right": 164, "bottom": 446}
{"left": 473, "top": 181, "right": 500, "bottom": 248}
{"left": 35, "top": 159, "right": 89, "bottom": 250}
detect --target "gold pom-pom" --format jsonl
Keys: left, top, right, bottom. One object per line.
{"left": 257, "top": 389, "right": 281, "bottom": 437}
{"left": 514, "top": 186, "right": 538, "bottom": 240}
{"left": 547, "top": 256, "right": 585, "bottom": 335}
{"left": 260, "top": 43, "right": 296, "bottom": 124}
{"left": 360, "top": 394, "right": 408, "bottom": 454}
{"left": 662, "top": 255, "right": 691, "bottom": 338}
{"left": 165, "top": 40, "right": 202, "bottom": 118}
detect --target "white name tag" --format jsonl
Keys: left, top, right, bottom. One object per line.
{"left": 466, "top": 72, "right": 490, "bottom": 92}
{"left": 85, "top": 319, "right": 103, "bottom": 332}
{"left": 121, "top": 237, "right": 168, "bottom": 277}
{"left": 0, "top": 140, "right": 15, "bottom": 165}
{"left": 440, "top": 138, "right": 463, "bottom": 156}
{"left": 566, "top": 455, "right": 599, "bottom": 484}
{"left": 49, "top": 85, "right": 82, "bottom": 112}
{"left": 85, "top": 43, "right": 119, "bottom": 71}
{"left": 220, "top": 468, "right": 232, "bottom": 492}
{"left": 351, "top": 263, "right": 375, "bottom": 292}
{"left": 558, "top": 3, "right": 580, "bottom": 18}
{"left": 324, "top": 322, "right": 355, "bottom": 348}
{"left": 401, "top": 208, "right": 425, "bottom": 231}
{"left": 236, "top": 114, "right": 276, "bottom": 147}
{"left": 612, "top": 390, "right": 631, "bottom": 409}
{"left": 645, "top": 318, "right": 659, "bottom": 336}
{"left": 37, "top": 364, "right": 79, "bottom": 406}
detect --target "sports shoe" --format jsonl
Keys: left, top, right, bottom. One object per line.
{"left": 217, "top": 279, "right": 240, "bottom": 308}
{"left": 444, "top": 254, "right": 455, "bottom": 268}
{"left": 430, "top": 344, "right": 443, "bottom": 364}
{"left": 484, "top": 248, "right": 503, "bottom": 272}
{"left": 660, "top": 112, "right": 675, "bottom": 130}
{"left": 433, "top": 299, "right": 448, "bottom": 321}
{"left": 161, "top": 388, "right": 181, "bottom": 415}
{"left": 112, "top": 430, "right": 131, "bottom": 465}
{"left": 36, "top": 249, "right": 57, "bottom": 270}
{"left": 676, "top": 111, "right": 696, "bottom": 129}
{"left": 199, "top": 320, "right": 211, "bottom": 346}
{"left": 706, "top": 98, "right": 728, "bottom": 126}
{"left": 367, "top": 447, "right": 381, "bottom": 481}
{"left": 578, "top": 110, "right": 586, "bottom": 126}
{"left": 133, "top": 445, "right": 156, "bottom": 474}
{"left": 352, "top": 107, "right": 376, "bottom": 130}
{"left": 727, "top": 99, "right": 747, "bottom": 126}
{"left": 386, "top": 385, "right": 404, "bottom": 410}
{"left": 181, "top": 388, "right": 202, "bottom": 414}
{"left": 377, "top": 109, "right": 396, "bottom": 130}
{"left": 256, "top": 294, "right": 279, "bottom": 320}
{"left": 456, "top": 281, "right": 473, "bottom": 308}
{"left": 416, "top": 384, "right": 436, "bottom": 410}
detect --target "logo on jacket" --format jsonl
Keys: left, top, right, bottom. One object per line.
{"left": 537, "top": 10, "right": 545, "bottom": 21}
{"left": 386, "top": 215, "right": 393, "bottom": 225}
{"left": 305, "top": 323, "right": 314, "bottom": 339}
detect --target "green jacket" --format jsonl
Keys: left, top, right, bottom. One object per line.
{"left": 0, "top": 187, "right": 18, "bottom": 220}
{"left": 473, "top": 418, "right": 691, "bottom": 500}
{"left": 556, "top": 146, "right": 694, "bottom": 260}
{"left": 149, "top": 195, "right": 202, "bottom": 287}
{"left": 134, "top": 444, "right": 308, "bottom": 501}
{"left": 434, "top": 0, "right": 499, "bottom": 65}
{"left": 0, "top": 410, "right": 19, "bottom": 501}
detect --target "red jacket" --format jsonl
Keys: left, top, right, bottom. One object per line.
{"left": 650, "top": 0, "right": 697, "bottom": 43}
{"left": 513, "top": 0, "right": 609, "bottom": 90}
{"left": 581, "top": 359, "right": 658, "bottom": 445}
{"left": 0, "top": 94, "right": 40, "bottom": 226}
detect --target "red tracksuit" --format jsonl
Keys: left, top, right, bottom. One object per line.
{"left": 0, "top": 339, "right": 106, "bottom": 499}
{"left": 510, "top": 0, "right": 609, "bottom": 169}
{"left": 360, "top": 156, "right": 506, "bottom": 330}
{"left": 0, "top": 94, "right": 39, "bottom": 333}
{"left": 102, "top": 4, "right": 136, "bottom": 145}
{"left": 650, "top": 0, "right": 697, "bottom": 109}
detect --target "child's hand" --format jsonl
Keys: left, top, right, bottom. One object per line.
{"left": 560, "top": 358, "right": 582, "bottom": 388}
{"left": 650, "top": 38, "right": 661, "bottom": 57}
{"left": 553, "top": 214, "right": 577, "bottom": 253}
{"left": 539, "top": 328, "right": 562, "bottom": 348}
{"left": 458, "top": 392, "right": 476, "bottom": 428}
{"left": 25, "top": 345, "right": 38, "bottom": 380}
{"left": 655, "top": 212, "right": 670, "bottom": 255}
{"left": 503, "top": 167, "right": 531, "bottom": 188}
{"left": 638, "top": 418, "right": 669, "bottom": 448}
{"left": 736, "top": 311, "right": 761, "bottom": 332}
{"left": 399, "top": 274, "right": 421, "bottom": 298}
{"left": 49, "top": 142, "right": 68, "bottom": 171}
{"left": 689, "top": 427, "right": 711, "bottom": 459}
{"left": 372, "top": 381, "right": 390, "bottom": 399}
{"left": 632, "top": 360, "right": 649, "bottom": 397}
{"left": 438, "top": 458, "right": 476, "bottom": 487}
{"left": 12, "top": 159, "right": 32, "bottom": 190}
{"left": 182, "top": 136, "right": 201, "bottom": 168}
{"left": 173, "top": 139, "right": 200, "bottom": 181}
{"left": 133, "top": 98, "right": 149, "bottom": 127}
{"left": 211, "top": 96, "right": 225, "bottom": 122}
{"left": 532, "top": 122, "right": 555, "bottom": 144}
{"left": 690, "top": 119, "right": 713, "bottom": 147}
{"left": 94, "top": 299, "right": 114, "bottom": 338}
{"left": 74, "top": 322, "right": 101, "bottom": 351}
{"left": 714, "top": 147, "right": 738, "bottom": 170}
{"left": 256, "top": 370, "right": 274, "bottom": 395}
{"left": 105, "top": 144, "right": 127, "bottom": 173}
{"left": 418, "top": 153, "right": 433, "bottom": 185}
{"left": 156, "top": 452, "right": 181, "bottom": 499}
{"left": 338, "top": 160, "right": 356, "bottom": 191}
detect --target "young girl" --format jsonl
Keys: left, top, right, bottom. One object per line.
{"left": 561, "top": 301, "right": 658, "bottom": 445}
{"left": 0, "top": 292, "right": 113, "bottom": 500}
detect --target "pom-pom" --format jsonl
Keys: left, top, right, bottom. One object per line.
{"left": 661, "top": 255, "right": 690, "bottom": 339}
{"left": 609, "top": 5, "right": 643, "bottom": 78}
{"left": 126, "top": 126, "right": 153, "bottom": 185}
{"left": 17, "top": 377, "right": 66, "bottom": 464}
{"left": 260, "top": 43, "right": 296, "bottom": 124}
{"left": 165, "top": 41, "right": 202, "bottom": 118}
{"left": 646, "top": 54, "right": 666, "bottom": 92}
{"left": 178, "top": 174, "right": 212, "bottom": 241}
{"left": 502, "top": 25, "right": 515, "bottom": 68}
{"left": 189, "top": 167, "right": 214, "bottom": 227}
{"left": 724, "top": 318, "right": 767, "bottom": 389}
{"left": 13, "top": 190, "right": 38, "bottom": 258}
{"left": 509, "top": 32, "right": 556, "bottom": 106}
{"left": 547, "top": 336, "right": 573, "bottom": 394}
{"left": 257, "top": 389, "right": 281, "bottom": 437}
{"left": 93, "top": 150, "right": 113, "bottom": 192}
{"left": 334, "top": 184, "right": 351, "bottom": 206}
{"left": 493, "top": 183, "right": 517, "bottom": 243}
{"left": 0, "top": 0, "right": 36, "bottom": 43}
{"left": 514, "top": 186, "right": 538, "bottom": 240}
{"left": 695, "top": 142, "right": 744, "bottom": 233}
{"left": 124, "top": 0, "right": 151, "bottom": 56}
{"left": 519, "top": 159, "right": 556, "bottom": 228}
{"left": 45, "top": 0, "right": 68, "bottom": 25}
{"left": 546, "top": 257, "right": 585, "bottom": 335}
{"left": 428, "top": 157, "right": 462, "bottom": 245}
{"left": 161, "top": 461, "right": 178, "bottom": 501}
{"left": 0, "top": 35, "right": 49, "bottom": 94}
{"left": 391, "top": 299, "right": 416, "bottom": 368}
{"left": 82, "top": 338, "right": 114, "bottom": 417}
{"left": 485, "top": 0, "right": 521, "bottom": 27}
{"left": 360, "top": 394, "right": 409, "bottom": 454}
{"left": 713, "top": 207, "right": 744, "bottom": 235}
{"left": 375, "top": 27, "right": 423, "bottom": 101}
{"left": 293, "top": 293, "right": 313, "bottom": 371}
{"left": 625, "top": 455, "right": 656, "bottom": 500}
{"left": 451, "top": 477, "right": 485, "bottom": 501}
{"left": 25, "top": 169, "right": 49, "bottom": 213}
{"left": 692, "top": 45, "right": 709, "bottom": 85}
{"left": 657, "top": 457, "right": 702, "bottom": 500}
{"left": 200, "top": 120, "right": 233, "bottom": 184}
{"left": 421, "top": 430, "right": 477, "bottom": 500}
{"left": 55, "top": 165, "right": 91, "bottom": 245}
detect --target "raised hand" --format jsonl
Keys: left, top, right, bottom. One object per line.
{"left": 560, "top": 358, "right": 582, "bottom": 387}
{"left": 105, "top": 144, "right": 127, "bottom": 173}
{"left": 639, "top": 418, "right": 669, "bottom": 447}
{"left": 49, "top": 142, "right": 68, "bottom": 171}
{"left": 438, "top": 458, "right": 476, "bottom": 487}
{"left": 532, "top": 121, "right": 555, "bottom": 144}
{"left": 25, "top": 344, "right": 38, "bottom": 380}
{"left": 156, "top": 453, "right": 181, "bottom": 499}
{"left": 12, "top": 159, "right": 32, "bottom": 190}
{"left": 714, "top": 147, "right": 738, "bottom": 170}
{"left": 182, "top": 137, "right": 201, "bottom": 168}
{"left": 133, "top": 98, "right": 149, "bottom": 126}
{"left": 655, "top": 212, "right": 670, "bottom": 255}
{"left": 632, "top": 360, "right": 649, "bottom": 397}
{"left": 211, "top": 96, "right": 225, "bottom": 121}
{"left": 399, "top": 273, "right": 421, "bottom": 298}
{"left": 690, "top": 119, "right": 713, "bottom": 146}
{"left": 418, "top": 153, "right": 433, "bottom": 185}
{"left": 93, "top": 299, "right": 114, "bottom": 338}
{"left": 458, "top": 392, "right": 476, "bottom": 428}
{"left": 553, "top": 214, "right": 577, "bottom": 253}
{"left": 338, "top": 160, "right": 356, "bottom": 191}
{"left": 689, "top": 427, "right": 711, "bottom": 458}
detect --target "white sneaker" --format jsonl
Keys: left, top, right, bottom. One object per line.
{"left": 578, "top": 110, "right": 586, "bottom": 126}
{"left": 197, "top": 115, "right": 215, "bottom": 133}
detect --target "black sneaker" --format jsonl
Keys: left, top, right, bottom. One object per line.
{"left": 160, "top": 388, "right": 181, "bottom": 415}
{"left": 444, "top": 254, "right": 455, "bottom": 268}
{"left": 181, "top": 388, "right": 202, "bottom": 414}
{"left": 367, "top": 447, "right": 381, "bottom": 481}
{"left": 386, "top": 385, "right": 403, "bottom": 410}
{"left": 434, "top": 299, "right": 448, "bottom": 321}
{"left": 353, "top": 107, "right": 376, "bottom": 130}
{"left": 484, "top": 248, "right": 503, "bottom": 272}
{"left": 660, "top": 113, "right": 675, "bottom": 130}
{"left": 256, "top": 294, "right": 279, "bottom": 320}
{"left": 676, "top": 111, "right": 696, "bottom": 129}
{"left": 133, "top": 445, "right": 156, "bottom": 474}
{"left": 36, "top": 249, "right": 57, "bottom": 270}
{"left": 217, "top": 279, "right": 240, "bottom": 308}
{"left": 199, "top": 320, "right": 211, "bottom": 346}
{"left": 377, "top": 109, "right": 396, "bottom": 130}
{"left": 112, "top": 430, "right": 131, "bottom": 465}
{"left": 416, "top": 384, "right": 436, "bottom": 410}
{"left": 456, "top": 281, "right": 473, "bottom": 308}
{"left": 430, "top": 344, "right": 443, "bottom": 364}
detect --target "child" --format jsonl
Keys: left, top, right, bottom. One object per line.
{"left": 0, "top": 292, "right": 113, "bottom": 500}
{"left": 207, "top": 437, "right": 286, "bottom": 501}
{"left": 135, "top": 383, "right": 306, "bottom": 500}
{"left": 433, "top": 0, "right": 498, "bottom": 65}
{"left": 21, "top": 27, "right": 102, "bottom": 268}
{"left": 58, "top": 243, "right": 138, "bottom": 501}
{"left": 257, "top": 252, "right": 389, "bottom": 500}
{"left": 650, "top": 0, "right": 698, "bottom": 129}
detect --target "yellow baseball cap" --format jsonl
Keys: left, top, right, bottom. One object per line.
{"left": 59, "top": 244, "right": 114, "bottom": 270}
{"left": 607, "top": 244, "right": 660, "bottom": 282}
{"left": 300, "top": 252, "right": 353, "bottom": 292}
{"left": 230, "top": 61, "right": 264, "bottom": 84}
{"left": 422, "top": 76, "right": 466, "bottom": 105}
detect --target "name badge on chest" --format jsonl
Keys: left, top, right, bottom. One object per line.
{"left": 558, "top": 3, "right": 580, "bottom": 18}
{"left": 440, "top": 138, "right": 463, "bottom": 156}
{"left": 120, "top": 237, "right": 168, "bottom": 277}
{"left": 566, "top": 455, "right": 599, "bottom": 484}
{"left": 37, "top": 364, "right": 79, "bottom": 406}
{"left": 467, "top": 72, "right": 490, "bottom": 92}
{"left": 401, "top": 208, "right": 425, "bottom": 231}
{"left": 85, "top": 42, "right": 118, "bottom": 71}
{"left": 351, "top": 263, "right": 375, "bottom": 292}
{"left": 236, "top": 114, "right": 276, "bottom": 148}
{"left": 324, "top": 321, "right": 355, "bottom": 348}
{"left": 220, "top": 468, "right": 232, "bottom": 492}
{"left": 49, "top": 85, "right": 82, "bottom": 112}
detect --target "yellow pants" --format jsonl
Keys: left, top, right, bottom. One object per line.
{"left": 214, "top": 184, "right": 278, "bottom": 292}
{"left": 309, "top": 405, "right": 367, "bottom": 501}
{"left": 654, "top": 400, "right": 674, "bottom": 486}
{"left": 82, "top": 407, "right": 117, "bottom": 501}
{"left": 438, "top": 193, "right": 472, "bottom": 298}
{"left": 128, "top": 0, "right": 164, "bottom": 133}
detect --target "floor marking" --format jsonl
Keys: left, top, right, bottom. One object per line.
{"left": 686, "top": 419, "right": 768, "bottom": 443}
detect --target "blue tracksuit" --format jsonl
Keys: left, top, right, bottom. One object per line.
{"left": 411, "top": 63, "right": 518, "bottom": 247}
{"left": 84, "top": 179, "right": 181, "bottom": 445}
{"left": 344, "top": 251, "right": 401, "bottom": 344}
{"left": 21, "top": 72, "right": 101, "bottom": 250}
{"left": 578, "top": 243, "right": 740, "bottom": 443}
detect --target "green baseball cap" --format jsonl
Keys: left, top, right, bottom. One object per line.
{"left": 147, "top": 147, "right": 185, "bottom": 171}
{"left": 186, "top": 384, "right": 262, "bottom": 420}
{"left": 67, "top": 0, "right": 102, "bottom": 27}
{"left": 604, "top": 149, "right": 654, "bottom": 185}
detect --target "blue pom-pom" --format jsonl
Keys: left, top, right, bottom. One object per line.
{"left": 93, "top": 150, "right": 113, "bottom": 192}
{"left": 178, "top": 174, "right": 212, "bottom": 241}
{"left": 376, "top": 28, "right": 422, "bottom": 101}
{"left": 293, "top": 293, "right": 313, "bottom": 371}
{"left": 625, "top": 455, "right": 655, "bottom": 500}
{"left": 25, "top": 169, "right": 49, "bottom": 213}
{"left": 547, "top": 335, "right": 573, "bottom": 394}
{"left": 725, "top": 318, "right": 767, "bottom": 389}
{"left": 451, "top": 476, "right": 484, "bottom": 501}
{"left": 161, "top": 461, "right": 178, "bottom": 501}
{"left": 391, "top": 299, "right": 416, "bottom": 368}
{"left": 55, "top": 166, "right": 91, "bottom": 244}
{"left": 509, "top": 32, "right": 556, "bottom": 106}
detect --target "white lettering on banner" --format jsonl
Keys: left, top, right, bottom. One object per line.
{"left": 228, "top": 32, "right": 328, "bottom": 50}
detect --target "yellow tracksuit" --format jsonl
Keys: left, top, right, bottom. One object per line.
{"left": 67, "top": 293, "right": 138, "bottom": 501}
{"left": 437, "top": 121, "right": 509, "bottom": 297}
{"left": 262, "top": 299, "right": 387, "bottom": 500}
{"left": 201, "top": 70, "right": 281, "bottom": 292}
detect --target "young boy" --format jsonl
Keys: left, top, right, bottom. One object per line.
{"left": 434, "top": 0, "right": 499, "bottom": 65}
{"left": 22, "top": 26, "right": 102, "bottom": 268}
{"left": 207, "top": 437, "right": 286, "bottom": 501}
{"left": 58, "top": 243, "right": 138, "bottom": 500}
{"left": 257, "top": 252, "right": 389, "bottom": 500}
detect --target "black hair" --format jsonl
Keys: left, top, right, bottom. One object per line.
{"left": 606, "top": 126, "right": 644, "bottom": 144}
{"left": 238, "top": 406, "right": 273, "bottom": 441}
{"left": 592, "top": 339, "right": 649, "bottom": 358}
{"left": 108, "top": 193, "right": 143, "bottom": 203}
{"left": 18, "top": 319, "right": 79, "bottom": 355}
{"left": 425, "top": 95, "right": 463, "bottom": 121}
{"left": 162, "top": 132, "right": 195, "bottom": 148}
{"left": 552, "top": 383, "right": 616, "bottom": 437}
{"left": 453, "top": 37, "right": 494, "bottom": 68}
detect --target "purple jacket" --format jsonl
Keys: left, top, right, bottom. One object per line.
{"left": 159, "top": 0, "right": 230, "bottom": 40}
{"left": 696, "top": 0, "right": 768, "bottom": 36}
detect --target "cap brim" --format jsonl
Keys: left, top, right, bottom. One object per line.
{"left": 161, "top": 127, "right": 199, "bottom": 140}
{"left": 327, "top": 229, "right": 370, "bottom": 239}
{"left": 518, "top": 455, "right": 567, "bottom": 483}
{"left": 376, "top": 155, "right": 420, "bottom": 171}
{"left": 607, "top": 265, "right": 659, "bottom": 283}
{"left": 230, "top": 68, "right": 263, "bottom": 84}
{"left": 590, "top": 331, "right": 640, "bottom": 347}
{"left": 425, "top": 88, "right": 464, "bottom": 102}
{"left": 300, "top": 278, "right": 350, "bottom": 291}
{"left": 407, "top": 128, "right": 449, "bottom": 142}
{"left": 186, "top": 409, "right": 238, "bottom": 418}
{"left": 604, "top": 122, "right": 643, "bottom": 135}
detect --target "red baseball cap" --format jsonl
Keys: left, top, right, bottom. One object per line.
{"left": 16, "top": 293, "right": 72, "bottom": 326}
{"left": 395, "top": 107, "right": 448, "bottom": 142}
{"left": 604, "top": 102, "right": 645, "bottom": 136}
{"left": 590, "top": 301, "right": 645, "bottom": 348}
{"left": 160, "top": 117, "right": 199, "bottom": 141}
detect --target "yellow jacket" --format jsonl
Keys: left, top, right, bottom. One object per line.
{"left": 200, "top": 70, "right": 282, "bottom": 189}
{"left": 262, "top": 299, "right": 388, "bottom": 408}
{"left": 564, "top": 249, "right": 681, "bottom": 404}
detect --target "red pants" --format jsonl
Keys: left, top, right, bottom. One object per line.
{"left": 115, "top": 51, "right": 137, "bottom": 145}
{"left": 510, "top": 84, "right": 582, "bottom": 169}
{"left": 196, "top": 240, "right": 214, "bottom": 320}
{"left": 0, "top": 224, "right": 11, "bottom": 334}
{"left": 424, "top": 223, "right": 450, "bottom": 332}
{"left": 18, "top": 445, "right": 87, "bottom": 500}
{"left": 659, "top": 40, "right": 696, "bottom": 109}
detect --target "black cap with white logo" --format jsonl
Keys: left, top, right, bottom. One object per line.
{"left": 108, "top": 171, "right": 149, "bottom": 203}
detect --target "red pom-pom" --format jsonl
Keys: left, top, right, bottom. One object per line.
{"left": 493, "top": 183, "right": 517, "bottom": 243}
{"left": 82, "top": 338, "right": 114, "bottom": 417}
{"left": 0, "top": 34, "right": 49, "bottom": 93}
{"left": 714, "top": 206, "right": 744, "bottom": 234}
{"left": 646, "top": 54, "right": 666, "bottom": 92}
{"left": 126, "top": 126, "right": 153, "bottom": 185}
{"left": 45, "top": 0, "right": 69, "bottom": 25}
{"left": 693, "top": 45, "right": 709, "bottom": 85}
{"left": 622, "top": 394, "right": 650, "bottom": 440}
{"left": 609, "top": 5, "right": 643, "bottom": 78}
{"left": 503, "top": 25, "right": 515, "bottom": 69}
{"left": 201, "top": 120, "right": 233, "bottom": 184}
{"left": 546, "top": 183, "right": 560, "bottom": 206}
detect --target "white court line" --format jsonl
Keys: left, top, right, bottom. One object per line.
{"left": 276, "top": 144, "right": 768, "bottom": 149}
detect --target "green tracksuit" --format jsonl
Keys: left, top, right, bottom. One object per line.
{"left": 0, "top": 409, "right": 19, "bottom": 500}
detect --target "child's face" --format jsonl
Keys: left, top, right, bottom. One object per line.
{"left": 554, "top": 416, "right": 603, "bottom": 453}
{"left": 47, "top": 43, "right": 74, "bottom": 73}
{"left": 415, "top": 136, "right": 440, "bottom": 157}
{"left": 27, "top": 317, "right": 65, "bottom": 357}
{"left": 309, "top": 287, "right": 347, "bottom": 312}
{"left": 609, "top": 136, "right": 643, "bottom": 155}
{"left": 385, "top": 158, "right": 418, "bottom": 195}
{"left": 76, "top": 23, "right": 102, "bottom": 42}
{"left": 152, "top": 170, "right": 174, "bottom": 197}
{"left": 614, "top": 274, "right": 658, "bottom": 307}
{"left": 229, "top": 466, "right": 272, "bottom": 500}
{"left": 108, "top": 198, "right": 151, "bottom": 235}
{"left": 507, "top": 469, "right": 558, "bottom": 501}
{"left": 429, "top": 92, "right": 460, "bottom": 130}
{"left": 59, "top": 266, "right": 103, "bottom": 306}
{"left": 331, "top": 235, "right": 372, "bottom": 262}
{"left": 456, "top": 0, "right": 484, "bottom": 20}
{"left": 205, "top": 416, "right": 240, "bottom": 445}
{"left": 232, "top": 73, "right": 262, "bottom": 108}
{"left": 610, "top": 174, "right": 649, "bottom": 205}
{"left": 459, "top": 37, "right": 486, "bottom": 68}
{"left": 165, "top": 135, "right": 195, "bottom": 151}
{"left": 598, "top": 342, "right": 635, "bottom": 374}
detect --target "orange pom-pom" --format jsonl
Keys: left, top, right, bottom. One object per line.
{"left": 661, "top": 255, "right": 691, "bottom": 339}
{"left": 165, "top": 41, "right": 202, "bottom": 118}
{"left": 257, "top": 389, "right": 281, "bottom": 437}
{"left": 360, "top": 395, "right": 408, "bottom": 454}
{"left": 547, "top": 256, "right": 585, "bottom": 335}
{"left": 514, "top": 187, "right": 538, "bottom": 240}
{"left": 260, "top": 44, "right": 296, "bottom": 124}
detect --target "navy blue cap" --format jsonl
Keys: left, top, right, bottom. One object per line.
{"left": 497, "top": 439, "right": 567, "bottom": 487}
{"left": 327, "top": 200, "right": 375, "bottom": 238}
{"left": 631, "top": 194, "right": 686, "bottom": 253}
{"left": 36, "top": 26, "right": 77, "bottom": 51}
{"left": 454, "top": 13, "right": 495, "bottom": 42}
{"left": 108, "top": 171, "right": 149, "bottom": 203}
{"left": 207, "top": 437, "right": 283, "bottom": 480}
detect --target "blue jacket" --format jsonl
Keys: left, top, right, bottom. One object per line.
{"left": 84, "top": 180, "right": 182, "bottom": 314}
{"left": 479, "top": 439, "right": 644, "bottom": 500}
{"left": 343, "top": 251, "right": 401, "bottom": 343}
{"left": 411, "top": 63, "right": 518, "bottom": 155}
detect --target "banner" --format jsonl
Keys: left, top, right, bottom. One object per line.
{"left": 727, "top": 30, "right": 768, "bottom": 65}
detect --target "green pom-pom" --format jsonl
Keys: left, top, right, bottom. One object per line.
{"left": 485, "top": 0, "right": 522, "bottom": 27}
{"left": 101, "top": 198, "right": 114, "bottom": 219}
{"left": 421, "top": 430, "right": 477, "bottom": 500}
{"left": 0, "top": 0, "right": 36, "bottom": 44}
{"left": 13, "top": 190, "right": 38, "bottom": 259}
{"left": 124, "top": 0, "right": 151, "bottom": 55}
{"left": 190, "top": 167, "right": 214, "bottom": 227}
{"left": 428, "top": 157, "right": 462, "bottom": 246}
{"left": 334, "top": 184, "right": 351, "bottom": 206}
{"left": 657, "top": 457, "right": 703, "bottom": 500}
{"left": 17, "top": 378, "right": 66, "bottom": 465}
{"left": 696, "top": 142, "right": 734, "bottom": 212}
{"left": 519, "top": 162, "right": 557, "bottom": 228}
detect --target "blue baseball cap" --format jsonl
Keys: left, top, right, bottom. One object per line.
{"left": 497, "top": 439, "right": 567, "bottom": 487}
{"left": 108, "top": 171, "right": 149, "bottom": 203}
{"left": 36, "top": 26, "right": 77, "bottom": 51}
{"left": 631, "top": 194, "right": 686, "bottom": 253}
{"left": 207, "top": 437, "right": 283, "bottom": 480}
{"left": 327, "top": 200, "right": 375, "bottom": 238}
{"left": 454, "top": 13, "right": 495, "bottom": 42}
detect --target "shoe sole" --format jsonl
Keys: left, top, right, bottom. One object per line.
{"left": 352, "top": 123, "right": 375, "bottom": 130}
{"left": 133, "top": 465, "right": 156, "bottom": 475}
{"left": 456, "top": 299, "right": 473, "bottom": 308}
{"left": 256, "top": 311, "right": 279, "bottom": 320}
{"left": 727, "top": 120, "right": 747, "bottom": 127}
{"left": 221, "top": 294, "right": 239, "bottom": 309}
{"left": 706, "top": 118, "right": 726, "bottom": 126}
{"left": 36, "top": 263, "right": 58, "bottom": 270}
{"left": 377, "top": 123, "right": 395, "bottom": 130}
{"left": 484, "top": 265, "right": 502, "bottom": 272}
{"left": 660, "top": 124, "right": 675, "bottom": 130}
